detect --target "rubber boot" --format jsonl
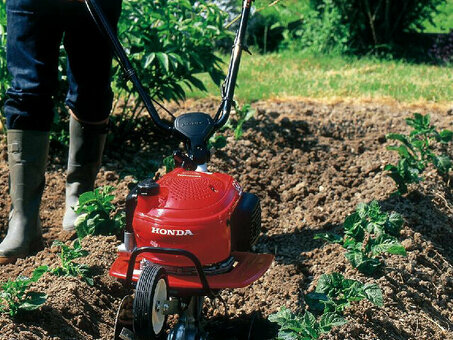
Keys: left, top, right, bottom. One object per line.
{"left": 62, "top": 116, "right": 107, "bottom": 231}
{"left": 0, "top": 130, "right": 49, "bottom": 264}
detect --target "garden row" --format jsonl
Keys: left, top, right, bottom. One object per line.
{"left": 1, "top": 112, "right": 451, "bottom": 340}
{"left": 267, "top": 113, "right": 452, "bottom": 339}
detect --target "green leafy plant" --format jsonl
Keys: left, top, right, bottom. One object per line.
{"left": 315, "top": 201, "right": 407, "bottom": 275}
{"left": 207, "top": 134, "right": 227, "bottom": 151}
{"left": 74, "top": 186, "right": 125, "bottom": 239}
{"left": 269, "top": 273, "right": 382, "bottom": 339}
{"left": 309, "top": 0, "right": 444, "bottom": 52}
{"left": 287, "top": 0, "right": 349, "bottom": 54}
{"left": 269, "top": 307, "right": 346, "bottom": 340}
{"left": 305, "top": 273, "right": 383, "bottom": 314}
{"left": 163, "top": 155, "right": 176, "bottom": 173}
{"left": 230, "top": 103, "right": 256, "bottom": 140}
{"left": 51, "top": 240, "right": 93, "bottom": 286}
{"left": 107, "top": 0, "right": 231, "bottom": 143}
{"left": 385, "top": 113, "right": 452, "bottom": 194}
{"left": 0, "top": 266, "right": 48, "bottom": 317}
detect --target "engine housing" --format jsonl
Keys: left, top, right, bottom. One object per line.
{"left": 129, "top": 168, "right": 260, "bottom": 268}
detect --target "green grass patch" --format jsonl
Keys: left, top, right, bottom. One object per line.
{"left": 187, "top": 51, "right": 453, "bottom": 105}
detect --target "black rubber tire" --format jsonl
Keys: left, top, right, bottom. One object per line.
{"left": 133, "top": 265, "right": 168, "bottom": 340}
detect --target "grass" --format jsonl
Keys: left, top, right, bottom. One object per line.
{"left": 187, "top": 51, "right": 453, "bottom": 107}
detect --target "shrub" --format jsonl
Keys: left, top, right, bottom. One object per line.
{"left": 429, "top": 30, "right": 453, "bottom": 64}
{"left": 288, "top": 0, "right": 349, "bottom": 54}
{"left": 309, "top": 0, "right": 444, "bottom": 51}
{"left": 114, "top": 0, "right": 229, "bottom": 102}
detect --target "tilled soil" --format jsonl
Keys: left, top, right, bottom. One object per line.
{"left": 0, "top": 99, "right": 452, "bottom": 340}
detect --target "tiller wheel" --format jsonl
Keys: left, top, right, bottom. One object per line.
{"left": 134, "top": 265, "right": 169, "bottom": 339}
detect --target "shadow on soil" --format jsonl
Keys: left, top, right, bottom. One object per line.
{"left": 205, "top": 311, "right": 278, "bottom": 340}
{"left": 256, "top": 222, "right": 337, "bottom": 266}
{"left": 379, "top": 190, "right": 453, "bottom": 264}
{"left": 17, "top": 305, "right": 84, "bottom": 339}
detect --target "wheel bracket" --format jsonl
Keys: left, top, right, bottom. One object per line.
{"left": 162, "top": 298, "right": 180, "bottom": 315}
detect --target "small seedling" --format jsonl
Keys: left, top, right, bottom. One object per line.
{"left": 269, "top": 307, "right": 346, "bottom": 340}
{"left": 221, "top": 103, "right": 255, "bottom": 140}
{"left": 0, "top": 266, "right": 48, "bottom": 317}
{"left": 385, "top": 113, "right": 452, "bottom": 194}
{"left": 315, "top": 201, "right": 406, "bottom": 275}
{"left": 74, "top": 186, "right": 125, "bottom": 239}
{"left": 207, "top": 134, "right": 227, "bottom": 151}
{"left": 51, "top": 240, "right": 93, "bottom": 286}
{"left": 232, "top": 103, "right": 255, "bottom": 140}
{"left": 269, "top": 273, "right": 382, "bottom": 339}
{"left": 305, "top": 273, "right": 383, "bottom": 314}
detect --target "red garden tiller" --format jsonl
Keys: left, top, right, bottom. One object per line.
{"left": 85, "top": 0, "right": 273, "bottom": 339}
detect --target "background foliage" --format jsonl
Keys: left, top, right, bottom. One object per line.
{"left": 0, "top": 0, "right": 230, "bottom": 134}
{"left": 308, "top": 0, "right": 445, "bottom": 52}
{"left": 0, "top": 0, "right": 451, "bottom": 135}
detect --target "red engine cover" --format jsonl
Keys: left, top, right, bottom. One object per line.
{"left": 133, "top": 168, "right": 242, "bottom": 267}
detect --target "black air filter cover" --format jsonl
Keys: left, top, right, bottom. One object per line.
{"left": 230, "top": 192, "right": 261, "bottom": 251}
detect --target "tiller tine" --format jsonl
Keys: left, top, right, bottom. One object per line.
{"left": 114, "top": 295, "right": 134, "bottom": 340}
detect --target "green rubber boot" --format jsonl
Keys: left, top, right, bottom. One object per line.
{"left": 62, "top": 116, "right": 107, "bottom": 231}
{"left": 0, "top": 130, "right": 49, "bottom": 264}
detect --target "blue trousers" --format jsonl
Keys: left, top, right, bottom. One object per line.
{"left": 4, "top": 0, "right": 122, "bottom": 131}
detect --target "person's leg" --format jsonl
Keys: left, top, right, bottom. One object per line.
{"left": 0, "top": 0, "right": 63, "bottom": 263}
{"left": 4, "top": 0, "right": 62, "bottom": 130}
{"left": 61, "top": 0, "right": 122, "bottom": 231}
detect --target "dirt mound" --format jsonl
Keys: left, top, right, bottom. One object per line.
{"left": 0, "top": 99, "right": 452, "bottom": 339}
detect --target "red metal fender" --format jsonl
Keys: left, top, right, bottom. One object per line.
{"left": 110, "top": 251, "right": 274, "bottom": 290}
